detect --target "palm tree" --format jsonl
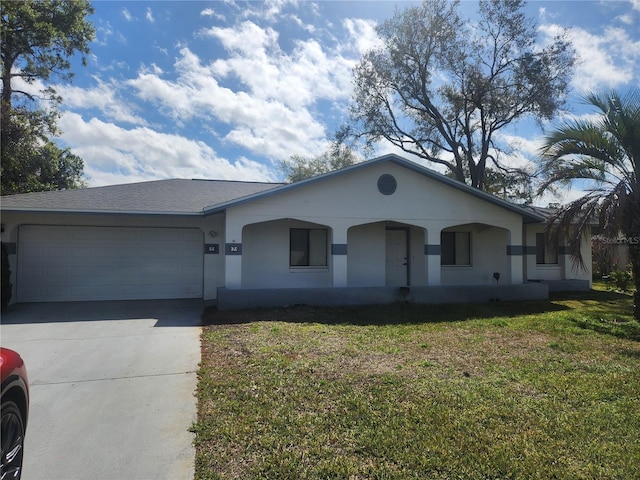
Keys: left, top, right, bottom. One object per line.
{"left": 538, "top": 88, "right": 640, "bottom": 320}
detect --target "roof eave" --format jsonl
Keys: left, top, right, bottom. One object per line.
{"left": 0, "top": 207, "right": 205, "bottom": 216}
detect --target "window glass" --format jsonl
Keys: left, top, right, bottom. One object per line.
{"left": 308, "top": 229, "right": 327, "bottom": 266}
{"left": 455, "top": 232, "right": 470, "bottom": 265}
{"left": 535, "top": 233, "right": 545, "bottom": 264}
{"left": 290, "top": 229, "right": 308, "bottom": 266}
{"left": 441, "top": 231, "right": 455, "bottom": 265}
{"left": 290, "top": 228, "right": 327, "bottom": 267}
{"left": 536, "top": 233, "right": 558, "bottom": 264}
{"left": 441, "top": 231, "right": 470, "bottom": 265}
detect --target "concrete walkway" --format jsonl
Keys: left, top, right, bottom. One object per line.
{"left": 1, "top": 300, "right": 202, "bottom": 480}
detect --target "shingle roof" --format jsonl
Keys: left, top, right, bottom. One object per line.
{"left": 521, "top": 205, "right": 557, "bottom": 220}
{"left": 0, "top": 179, "right": 283, "bottom": 215}
{"left": 521, "top": 204, "right": 599, "bottom": 226}
{"left": 0, "top": 155, "right": 547, "bottom": 224}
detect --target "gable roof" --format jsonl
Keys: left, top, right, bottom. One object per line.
{"left": 203, "top": 154, "right": 546, "bottom": 224}
{"left": 0, "top": 178, "right": 282, "bottom": 215}
{"left": 0, "top": 154, "right": 546, "bottom": 223}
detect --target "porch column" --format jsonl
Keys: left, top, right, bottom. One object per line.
{"left": 507, "top": 228, "right": 524, "bottom": 284}
{"left": 425, "top": 228, "right": 441, "bottom": 286}
{"left": 331, "top": 225, "right": 349, "bottom": 287}
{"left": 224, "top": 222, "right": 244, "bottom": 288}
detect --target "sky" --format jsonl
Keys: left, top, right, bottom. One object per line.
{"left": 29, "top": 0, "right": 640, "bottom": 204}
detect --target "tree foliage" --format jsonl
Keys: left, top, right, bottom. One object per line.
{"left": 279, "top": 144, "right": 359, "bottom": 183}
{"left": 538, "top": 88, "right": 640, "bottom": 320}
{"left": 340, "top": 0, "right": 574, "bottom": 195}
{"left": 1, "top": 0, "right": 94, "bottom": 195}
{"left": 480, "top": 168, "right": 533, "bottom": 203}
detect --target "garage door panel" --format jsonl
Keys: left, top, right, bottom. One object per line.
{"left": 74, "top": 246, "right": 100, "bottom": 261}
{"left": 39, "top": 227, "right": 69, "bottom": 242}
{"left": 21, "top": 245, "right": 60, "bottom": 262}
{"left": 68, "top": 229, "right": 94, "bottom": 241}
{"left": 18, "top": 226, "right": 203, "bottom": 302}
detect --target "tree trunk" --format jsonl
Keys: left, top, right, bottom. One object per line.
{"left": 1, "top": 71, "right": 12, "bottom": 154}
{"left": 630, "top": 241, "right": 640, "bottom": 322}
{"left": 629, "top": 212, "right": 640, "bottom": 322}
{"left": 1, "top": 53, "right": 16, "bottom": 164}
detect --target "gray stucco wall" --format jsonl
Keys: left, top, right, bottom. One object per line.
{"left": 216, "top": 283, "right": 549, "bottom": 310}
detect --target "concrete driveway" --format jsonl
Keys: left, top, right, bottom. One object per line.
{"left": 1, "top": 300, "right": 202, "bottom": 480}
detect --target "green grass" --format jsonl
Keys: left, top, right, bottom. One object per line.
{"left": 193, "top": 288, "right": 640, "bottom": 479}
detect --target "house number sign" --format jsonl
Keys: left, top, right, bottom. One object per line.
{"left": 225, "top": 243, "right": 242, "bottom": 255}
{"left": 204, "top": 244, "right": 219, "bottom": 254}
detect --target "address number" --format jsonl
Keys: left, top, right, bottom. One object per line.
{"left": 225, "top": 243, "right": 242, "bottom": 255}
{"left": 204, "top": 244, "right": 219, "bottom": 254}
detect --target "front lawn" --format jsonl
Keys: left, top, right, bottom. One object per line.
{"left": 193, "top": 289, "right": 640, "bottom": 479}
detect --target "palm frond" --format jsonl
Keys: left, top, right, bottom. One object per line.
{"left": 545, "top": 194, "right": 600, "bottom": 271}
{"left": 540, "top": 121, "right": 626, "bottom": 174}
{"left": 538, "top": 88, "right": 640, "bottom": 265}
{"left": 598, "top": 181, "right": 629, "bottom": 237}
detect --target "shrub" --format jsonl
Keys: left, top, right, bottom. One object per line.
{"left": 610, "top": 265, "right": 633, "bottom": 291}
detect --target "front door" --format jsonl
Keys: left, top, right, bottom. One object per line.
{"left": 385, "top": 228, "right": 409, "bottom": 286}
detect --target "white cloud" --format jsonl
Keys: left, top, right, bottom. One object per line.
{"left": 94, "top": 22, "right": 114, "bottom": 47}
{"left": 56, "top": 77, "right": 147, "bottom": 126}
{"left": 618, "top": 13, "right": 633, "bottom": 25}
{"left": 10, "top": 73, "right": 60, "bottom": 113}
{"left": 94, "top": 20, "right": 127, "bottom": 48}
{"left": 58, "top": 113, "right": 275, "bottom": 186}
{"left": 342, "top": 18, "right": 380, "bottom": 55}
{"left": 40, "top": 3, "right": 383, "bottom": 187}
{"left": 247, "top": 0, "right": 300, "bottom": 22}
{"left": 540, "top": 23, "right": 640, "bottom": 92}
{"left": 553, "top": 109, "right": 605, "bottom": 126}
{"left": 290, "top": 14, "right": 317, "bottom": 34}
{"left": 202, "top": 21, "right": 280, "bottom": 57}
{"left": 200, "top": 8, "right": 225, "bottom": 21}
{"left": 202, "top": 20, "right": 356, "bottom": 106}
{"left": 127, "top": 16, "right": 360, "bottom": 161}
{"left": 535, "top": 184, "right": 588, "bottom": 208}
{"left": 498, "top": 133, "right": 544, "bottom": 158}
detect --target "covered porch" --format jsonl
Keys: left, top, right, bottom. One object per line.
{"left": 216, "top": 216, "right": 546, "bottom": 309}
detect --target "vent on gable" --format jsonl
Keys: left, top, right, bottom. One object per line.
{"left": 377, "top": 174, "right": 397, "bottom": 195}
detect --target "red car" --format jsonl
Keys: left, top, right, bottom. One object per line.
{"left": 1, "top": 348, "right": 29, "bottom": 480}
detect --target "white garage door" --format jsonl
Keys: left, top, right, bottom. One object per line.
{"left": 17, "top": 225, "right": 203, "bottom": 302}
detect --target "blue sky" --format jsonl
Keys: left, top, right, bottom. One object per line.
{"left": 32, "top": 0, "right": 640, "bottom": 204}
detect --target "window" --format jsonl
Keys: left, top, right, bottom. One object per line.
{"left": 536, "top": 233, "right": 558, "bottom": 264}
{"left": 441, "top": 231, "right": 471, "bottom": 266}
{"left": 290, "top": 228, "right": 328, "bottom": 267}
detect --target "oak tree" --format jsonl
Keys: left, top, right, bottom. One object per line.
{"left": 341, "top": 0, "right": 575, "bottom": 196}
